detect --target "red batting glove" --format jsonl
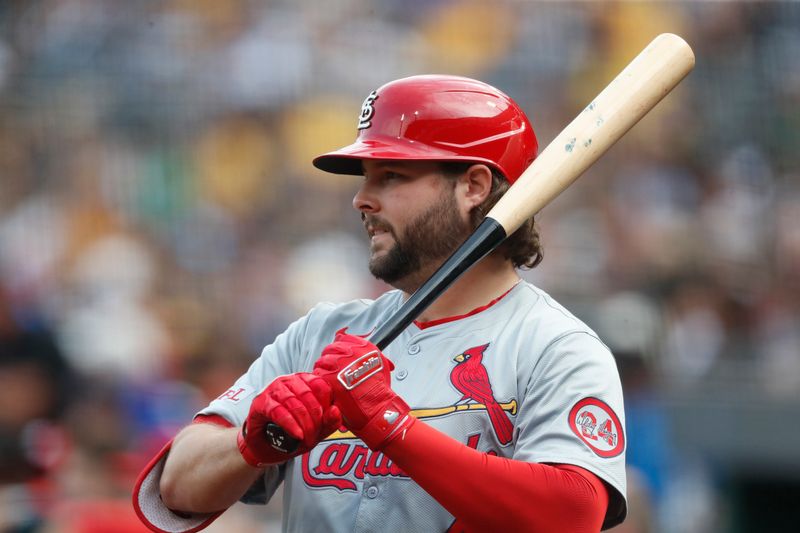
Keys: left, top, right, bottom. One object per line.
{"left": 313, "top": 330, "right": 415, "bottom": 451}
{"left": 238, "top": 373, "right": 342, "bottom": 468}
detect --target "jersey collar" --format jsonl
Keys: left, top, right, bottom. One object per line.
{"left": 413, "top": 280, "right": 521, "bottom": 330}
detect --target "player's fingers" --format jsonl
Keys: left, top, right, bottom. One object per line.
{"left": 266, "top": 403, "right": 304, "bottom": 442}
{"left": 283, "top": 375, "right": 325, "bottom": 418}
{"left": 279, "top": 379, "right": 322, "bottom": 448}
{"left": 312, "top": 355, "right": 339, "bottom": 375}
{"left": 319, "top": 405, "right": 343, "bottom": 439}
{"left": 267, "top": 380, "right": 315, "bottom": 442}
{"left": 262, "top": 377, "right": 292, "bottom": 407}
{"left": 298, "top": 373, "right": 333, "bottom": 410}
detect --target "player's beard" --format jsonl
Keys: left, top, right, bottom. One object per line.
{"left": 366, "top": 188, "right": 471, "bottom": 291}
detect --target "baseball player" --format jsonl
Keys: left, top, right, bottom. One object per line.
{"left": 134, "top": 75, "right": 627, "bottom": 532}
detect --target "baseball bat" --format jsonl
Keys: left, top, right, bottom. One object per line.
{"left": 265, "top": 33, "right": 695, "bottom": 452}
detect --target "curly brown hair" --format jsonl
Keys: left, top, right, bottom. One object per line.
{"left": 441, "top": 162, "right": 543, "bottom": 269}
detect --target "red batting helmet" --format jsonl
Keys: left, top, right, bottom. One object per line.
{"left": 312, "top": 75, "right": 538, "bottom": 184}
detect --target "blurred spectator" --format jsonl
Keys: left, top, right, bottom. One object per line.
{"left": 56, "top": 233, "right": 170, "bottom": 380}
{"left": 0, "top": 282, "right": 72, "bottom": 484}
{"left": 0, "top": 282, "right": 72, "bottom": 529}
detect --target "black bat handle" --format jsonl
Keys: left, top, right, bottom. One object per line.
{"left": 368, "top": 218, "right": 506, "bottom": 349}
{"left": 264, "top": 422, "right": 299, "bottom": 454}
{"left": 264, "top": 219, "right": 508, "bottom": 453}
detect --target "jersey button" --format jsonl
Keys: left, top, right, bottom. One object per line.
{"left": 408, "top": 344, "right": 420, "bottom": 355}
{"left": 396, "top": 369, "right": 408, "bottom": 380}
{"left": 365, "top": 486, "right": 379, "bottom": 499}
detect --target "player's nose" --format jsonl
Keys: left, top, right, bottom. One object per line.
{"left": 352, "top": 181, "right": 379, "bottom": 214}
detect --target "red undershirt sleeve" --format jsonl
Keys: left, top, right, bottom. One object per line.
{"left": 193, "top": 413, "right": 235, "bottom": 428}
{"left": 383, "top": 420, "right": 609, "bottom": 533}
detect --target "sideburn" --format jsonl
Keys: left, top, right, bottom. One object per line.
{"left": 403, "top": 190, "right": 470, "bottom": 266}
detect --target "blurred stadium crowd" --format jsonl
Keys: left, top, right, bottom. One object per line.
{"left": 0, "top": 1, "right": 798, "bottom": 532}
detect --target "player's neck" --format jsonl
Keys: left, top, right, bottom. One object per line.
{"left": 408, "top": 255, "right": 520, "bottom": 323}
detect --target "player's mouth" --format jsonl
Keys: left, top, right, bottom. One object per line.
{"left": 367, "top": 229, "right": 393, "bottom": 252}
{"left": 364, "top": 216, "right": 395, "bottom": 246}
{"left": 368, "top": 227, "right": 388, "bottom": 240}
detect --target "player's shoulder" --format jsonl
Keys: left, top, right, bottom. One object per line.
{"left": 510, "top": 282, "right": 619, "bottom": 385}
{"left": 304, "top": 290, "right": 404, "bottom": 331}
{"left": 512, "top": 281, "right": 607, "bottom": 347}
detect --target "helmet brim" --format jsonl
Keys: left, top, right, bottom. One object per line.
{"left": 312, "top": 138, "right": 495, "bottom": 176}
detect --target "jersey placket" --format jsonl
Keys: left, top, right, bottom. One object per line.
{"left": 351, "top": 477, "right": 392, "bottom": 533}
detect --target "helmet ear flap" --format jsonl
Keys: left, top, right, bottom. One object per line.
{"left": 313, "top": 75, "right": 538, "bottom": 184}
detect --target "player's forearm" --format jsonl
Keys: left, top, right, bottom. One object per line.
{"left": 159, "top": 423, "right": 266, "bottom": 513}
{"left": 384, "top": 420, "right": 607, "bottom": 532}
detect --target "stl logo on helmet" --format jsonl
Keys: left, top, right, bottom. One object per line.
{"left": 357, "top": 90, "right": 379, "bottom": 130}
{"left": 568, "top": 397, "right": 624, "bottom": 458}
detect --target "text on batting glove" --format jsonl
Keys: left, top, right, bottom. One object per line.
{"left": 312, "top": 330, "right": 415, "bottom": 451}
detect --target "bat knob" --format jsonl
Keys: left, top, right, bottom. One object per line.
{"left": 264, "top": 423, "right": 300, "bottom": 454}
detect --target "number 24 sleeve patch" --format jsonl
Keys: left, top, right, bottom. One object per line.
{"left": 568, "top": 397, "right": 625, "bottom": 458}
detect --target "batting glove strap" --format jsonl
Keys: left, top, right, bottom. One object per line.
{"left": 351, "top": 395, "right": 415, "bottom": 451}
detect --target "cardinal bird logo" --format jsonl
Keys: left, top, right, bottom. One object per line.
{"left": 450, "top": 344, "right": 514, "bottom": 445}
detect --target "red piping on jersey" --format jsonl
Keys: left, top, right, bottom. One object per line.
{"left": 413, "top": 281, "right": 519, "bottom": 330}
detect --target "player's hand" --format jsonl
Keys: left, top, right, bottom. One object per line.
{"left": 312, "top": 330, "right": 415, "bottom": 451}
{"left": 237, "top": 373, "right": 342, "bottom": 468}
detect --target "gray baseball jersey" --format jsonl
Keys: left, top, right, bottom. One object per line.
{"left": 135, "top": 281, "right": 627, "bottom": 532}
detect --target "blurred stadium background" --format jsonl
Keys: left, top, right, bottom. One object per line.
{"left": 0, "top": 1, "right": 798, "bottom": 532}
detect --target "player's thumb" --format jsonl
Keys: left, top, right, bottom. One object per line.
{"left": 320, "top": 405, "right": 343, "bottom": 438}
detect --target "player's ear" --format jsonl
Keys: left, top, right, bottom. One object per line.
{"left": 458, "top": 164, "right": 493, "bottom": 211}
